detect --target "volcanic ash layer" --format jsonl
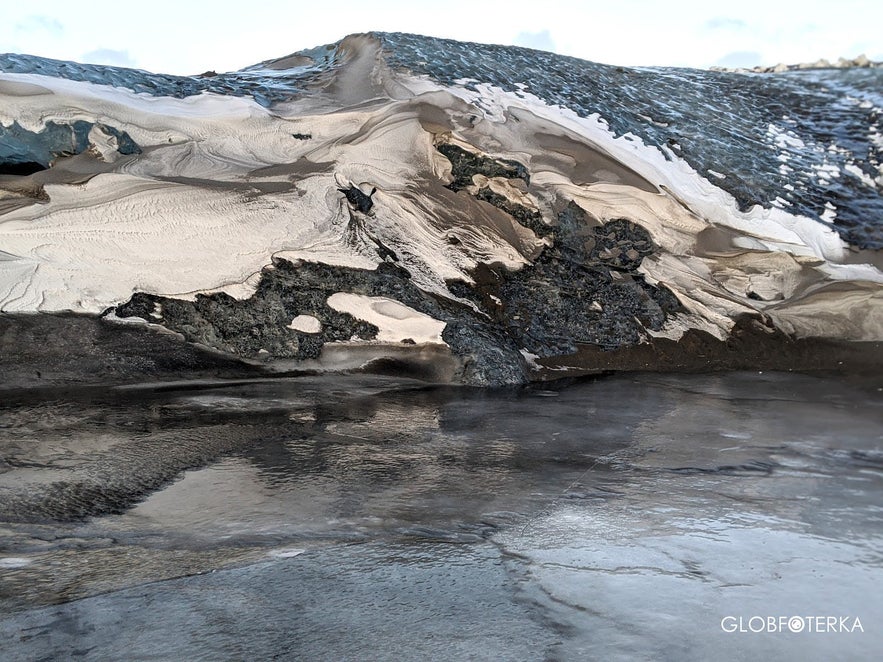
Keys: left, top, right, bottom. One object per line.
{"left": 0, "top": 34, "right": 881, "bottom": 387}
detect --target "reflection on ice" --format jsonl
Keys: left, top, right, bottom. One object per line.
{"left": 0, "top": 371, "right": 881, "bottom": 659}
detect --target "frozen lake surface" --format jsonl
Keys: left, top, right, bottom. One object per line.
{"left": 1, "top": 371, "right": 881, "bottom": 660}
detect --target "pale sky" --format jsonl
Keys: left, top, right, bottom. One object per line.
{"left": 1, "top": 0, "right": 880, "bottom": 75}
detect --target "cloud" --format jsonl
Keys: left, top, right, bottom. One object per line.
{"left": 14, "top": 15, "right": 64, "bottom": 36}
{"left": 82, "top": 48, "right": 137, "bottom": 68}
{"left": 705, "top": 18, "right": 747, "bottom": 31}
{"left": 514, "top": 30, "right": 556, "bottom": 53}
{"left": 715, "top": 50, "right": 762, "bottom": 68}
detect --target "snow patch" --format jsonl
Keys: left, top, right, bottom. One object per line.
{"left": 821, "top": 202, "right": 837, "bottom": 223}
{"left": 326, "top": 293, "right": 447, "bottom": 345}
{"left": 519, "top": 348, "right": 542, "bottom": 369}
{"left": 268, "top": 548, "right": 306, "bottom": 559}
{"left": 288, "top": 314, "right": 322, "bottom": 334}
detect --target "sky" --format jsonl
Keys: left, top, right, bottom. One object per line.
{"left": 0, "top": 0, "right": 881, "bottom": 75}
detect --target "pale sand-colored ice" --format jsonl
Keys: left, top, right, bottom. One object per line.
{"left": 326, "top": 293, "right": 446, "bottom": 345}
{"left": 0, "top": 72, "right": 528, "bottom": 312}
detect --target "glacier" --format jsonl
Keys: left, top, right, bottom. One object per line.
{"left": 1, "top": 33, "right": 881, "bottom": 386}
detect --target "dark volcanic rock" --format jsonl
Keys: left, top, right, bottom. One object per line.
{"left": 437, "top": 143, "right": 529, "bottom": 191}
{"left": 474, "top": 188, "right": 551, "bottom": 238}
{"left": 115, "top": 259, "right": 530, "bottom": 386}
{"left": 588, "top": 217, "right": 656, "bottom": 271}
{"left": 338, "top": 185, "right": 376, "bottom": 213}
{"left": 438, "top": 148, "right": 681, "bottom": 359}
{"left": 117, "top": 261, "right": 382, "bottom": 361}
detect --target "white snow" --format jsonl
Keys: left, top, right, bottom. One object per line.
{"left": 288, "top": 315, "right": 322, "bottom": 334}
{"left": 0, "top": 172, "right": 345, "bottom": 311}
{"left": 519, "top": 349, "right": 542, "bottom": 370}
{"left": 821, "top": 202, "right": 837, "bottom": 223}
{"left": 326, "top": 293, "right": 447, "bottom": 345}
{"left": 268, "top": 548, "right": 306, "bottom": 559}
{"left": 0, "top": 71, "right": 528, "bottom": 313}
{"left": 844, "top": 163, "right": 876, "bottom": 188}
{"left": 767, "top": 123, "right": 805, "bottom": 149}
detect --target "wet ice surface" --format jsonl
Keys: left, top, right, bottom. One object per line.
{"left": 0, "top": 372, "right": 881, "bottom": 660}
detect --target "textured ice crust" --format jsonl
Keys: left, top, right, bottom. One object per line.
{"left": 0, "top": 32, "right": 881, "bottom": 370}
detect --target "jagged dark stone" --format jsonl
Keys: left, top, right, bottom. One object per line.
{"left": 339, "top": 185, "right": 376, "bottom": 213}
{"left": 588, "top": 218, "right": 656, "bottom": 271}
{"left": 437, "top": 143, "right": 529, "bottom": 191}
{"left": 474, "top": 188, "right": 551, "bottom": 237}
{"left": 114, "top": 259, "right": 529, "bottom": 386}
{"left": 442, "top": 318, "right": 528, "bottom": 386}
{"left": 441, "top": 158, "right": 681, "bottom": 359}
{"left": 291, "top": 133, "right": 312, "bottom": 140}
{"left": 117, "top": 265, "right": 379, "bottom": 361}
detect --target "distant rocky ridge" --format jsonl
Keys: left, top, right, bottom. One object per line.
{"left": 711, "top": 54, "right": 881, "bottom": 74}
